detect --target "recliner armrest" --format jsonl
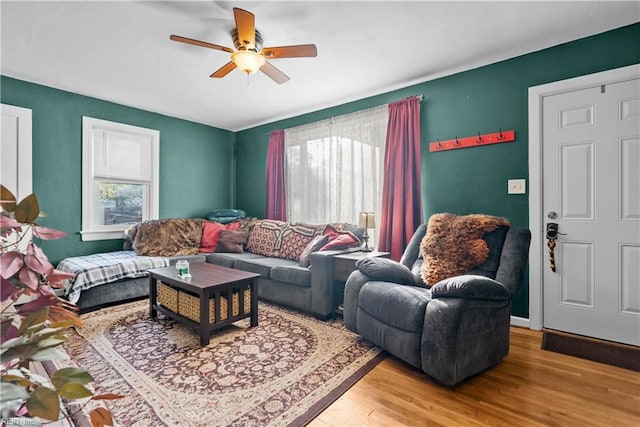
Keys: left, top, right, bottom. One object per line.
{"left": 431, "top": 275, "right": 511, "bottom": 300}
{"left": 355, "top": 257, "right": 417, "bottom": 286}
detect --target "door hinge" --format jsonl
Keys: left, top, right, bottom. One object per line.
{"left": 601, "top": 85, "right": 606, "bottom": 94}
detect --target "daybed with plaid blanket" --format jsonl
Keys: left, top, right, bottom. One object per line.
{"left": 58, "top": 251, "right": 170, "bottom": 304}
{"left": 56, "top": 218, "right": 209, "bottom": 311}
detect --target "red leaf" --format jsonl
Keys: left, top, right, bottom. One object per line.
{"left": 33, "top": 225, "right": 67, "bottom": 240}
{"left": 1, "top": 275, "right": 21, "bottom": 302}
{"left": 25, "top": 242, "right": 53, "bottom": 275}
{"left": 0, "top": 215, "right": 21, "bottom": 228}
{"left": 46, "top": 269, "right": 75, "bottom": 287}
{"left": 16, "top": 294, "right": 59, "bottom": 316}
{"left": 1, "top": 324, "right": 19, "bottom": 341}
{"left": 90, "top": 407, "right": 114, "bottom": 427}
{"left": 0, "top": 251, "right": 24, "bottom": 279}
{"left": 91, "top": 393, "right": 124, "bottom": 401}
{"left": 38, "top": 284, "right": 56, "bottom": 296}
{"left": 19, "top": 266, "right": 40, "bottom": 290}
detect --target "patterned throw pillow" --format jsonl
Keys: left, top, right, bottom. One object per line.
{"left": 246, "top": 220, "right": 289, "bottom": 257}
{"left": 246, "top": 220, "right": 316, "bottom": 260}
{"left": 278, "top": 224, "right": 317, "bottom": 261}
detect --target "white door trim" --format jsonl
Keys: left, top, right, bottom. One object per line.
{"left": 527, "top": 63, "right": 640, "bottom": 330}
{"left": 1, "top": 103, "right": 33, "bottom": 200}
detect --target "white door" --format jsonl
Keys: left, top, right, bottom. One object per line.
{"left": 542, "top": 78, "right": 640, "bottom": 346}
{"left": 1, "top": 103, "right": 32, "bottom": 200}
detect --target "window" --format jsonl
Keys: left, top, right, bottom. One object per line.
{"left": 284, "top": 105, "right": 388, "bottom": 226}
{"left": 81, "top": 117, "right": 159, "bottom": 241}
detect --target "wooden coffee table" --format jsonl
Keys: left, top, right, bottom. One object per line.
{"left": 149, "top": 263, "right": 260, "bottom": 346}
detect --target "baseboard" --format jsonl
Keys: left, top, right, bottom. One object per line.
{"left": 510, "top": 315, "right": 529, "bottom": 328}
{"left": 542, "top": 329, "right": 640, "bottom": 372}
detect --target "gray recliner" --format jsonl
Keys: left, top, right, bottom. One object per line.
{"left": 343, "top": 224, "right": 531, "bottom": 386}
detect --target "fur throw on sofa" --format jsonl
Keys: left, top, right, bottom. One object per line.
{"left": 420, "top": 213, "right": 511, "bottom": 286}
{"left": 132, "top": 218, "right": 205, "bottom": 257}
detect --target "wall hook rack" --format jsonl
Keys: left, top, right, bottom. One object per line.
{"left": 429, "top": 129, "right": 515, "bottom": 152}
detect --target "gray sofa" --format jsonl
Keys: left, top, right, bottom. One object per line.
{"left": 62, "top": 218, "right": 362, "bottom": 319}
{"left": 205, "top": 248, "right": 348, "bottom": 319}
{"left": 343, "top": 223, "right": 531, "bottom": 386}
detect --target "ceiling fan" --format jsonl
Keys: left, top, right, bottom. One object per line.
{"left": 170, "top": 7, "right": 317, "bottom": 84}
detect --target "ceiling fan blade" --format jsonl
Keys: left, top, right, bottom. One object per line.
{"left": 210, "top": 61, "right": 237, "bottom": 78}
{"left": 233, "top": 7, "right": 255, "bottom": 48}
{"left": 262, "top": 44, "right": 318, "bottom": 59}
{"left": 260, "top": 61, "right": 290, "bottom": 84}
{"left": 170, "top": 35, "right": 234, "bottom": 53}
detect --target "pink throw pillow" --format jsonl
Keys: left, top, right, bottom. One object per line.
{"left": 320, "top": 233, "right": 360, "bottom": 251}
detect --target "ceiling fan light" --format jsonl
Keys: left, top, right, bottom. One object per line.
{"left": 231, "top": 50, "right": 266, "bottom": 74}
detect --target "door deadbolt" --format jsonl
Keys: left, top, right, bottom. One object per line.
{"left": 547, "top": 211, "right": 558, "bottom": 219}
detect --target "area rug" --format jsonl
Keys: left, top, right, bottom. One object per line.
{"left": 48, "top": 300, "right": 384, "bottom": 426}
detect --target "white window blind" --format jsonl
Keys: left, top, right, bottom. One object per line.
{"left": 81, "top": 117, "right": 159, "bottom": 241}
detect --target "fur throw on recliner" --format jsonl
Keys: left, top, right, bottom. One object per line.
{"left": 420, "top": 213, "right": 511, "bottom": 286}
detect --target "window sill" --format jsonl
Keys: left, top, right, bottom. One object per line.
{"left": 80, "top": 229, "right": 126, "bottom": 241}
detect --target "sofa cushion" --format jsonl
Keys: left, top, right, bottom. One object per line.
{"left": 199, "top": 221, "right": 240, "bottom": 253}
{"left": 467, "top": 226, "right": 509, "bottom": 278}
{"left": 234, "top": 257, "right": 300, "bottom": 279}
{"left": 279, "top": 224, "right": 317, "bottom": 260}
{"left": 246, "top": 219, "right": 288, "bottom": 257}
{"left": 216, "top": 230, "right": 249, "bottom": 253}
{"left": 299, "top": 234, "right": 330, "bottom": 267}
{"left": 320, "top": 224, "right": 361, "bottom": 251}
{"left": 359, "top": 282, "right": 431, "bottom": 333}
{"left": 246, "top": 220, "right": 316, "bottom": 261}
{"left": 270, "top": 265, "right": 312, "bottom": 287}
{"left": 205, "top": 252, "right": 263, "bottom": 268}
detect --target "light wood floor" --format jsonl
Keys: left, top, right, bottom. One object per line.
{"left": 310, "top": 327, "right": 640, "bottom": 426}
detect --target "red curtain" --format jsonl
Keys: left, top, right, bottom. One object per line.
{"left": 378, "top": 97, "right": 422, "bottom": 260}
{"left": 265, "top": 130, "right": 287, "bottom": 221}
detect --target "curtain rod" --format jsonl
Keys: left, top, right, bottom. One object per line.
{"left": 266, "top": 94, "right": 423, "bottom": 135}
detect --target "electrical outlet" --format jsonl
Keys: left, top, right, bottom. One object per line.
{"left": 508, "top": 179, "right": 526, "bottom": 194}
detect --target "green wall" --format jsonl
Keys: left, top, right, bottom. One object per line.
{"left": 1, "top": 76, "right": 235, "bottom": 264}
{"left": 1, "top": 23, "right": 637, "bottom": 317}
{"left": 235, "top": 23, "right": 640, "bottom": 317}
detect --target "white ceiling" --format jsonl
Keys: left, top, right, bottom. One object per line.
{"left": 2, "top": 1, "right": 638, "bottom": 131}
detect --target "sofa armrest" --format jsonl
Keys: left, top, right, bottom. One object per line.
{"left": 431, "top": 275, "right": 511, "bottom": 300}
{"left": 307, "top": 249, "right": 347, "bottom": 318}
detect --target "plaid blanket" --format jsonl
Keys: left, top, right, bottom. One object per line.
{"left": 58, "top": 251, "right": 169, "bottom": 304}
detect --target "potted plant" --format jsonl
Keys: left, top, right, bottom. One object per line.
{"left": 1, "top": 185, "right": 120, "bottom": 426}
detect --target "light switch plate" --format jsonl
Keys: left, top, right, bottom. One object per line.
{"left": 508, "top": 179, "right": 526, "bottom": 194}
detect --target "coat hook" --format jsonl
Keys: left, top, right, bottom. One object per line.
{"left": 436, "top": 138, "right": 442, "bottom": 149}
{"left": 497, "top": 128, "right": 504, "bottom": 140}
{"left": 476, "top": 132, "right": 483, "bottom": 143}
{"left": 454, "top": 136, "right": 460, "bottom": 146}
